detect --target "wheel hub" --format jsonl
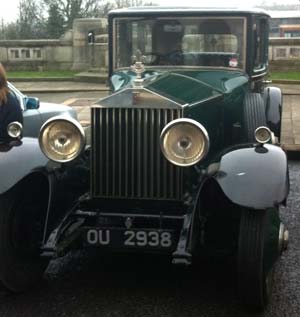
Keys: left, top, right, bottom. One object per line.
{"left": 278, "top": 222, "right": 289, "bottom": 254}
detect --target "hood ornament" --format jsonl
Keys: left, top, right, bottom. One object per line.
{"left": 131, "top": 49, "right": 146, "bottom": 88}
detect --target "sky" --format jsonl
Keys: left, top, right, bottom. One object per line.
{"left": 1, "top": 0, "right": 300, "bottom": 23}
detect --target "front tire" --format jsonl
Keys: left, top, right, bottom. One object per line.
{"left": 237, "top": 209, "right": 275, "bottom": 310}
{"left": 0, "top": 185, "right": 49, "bottom": 293}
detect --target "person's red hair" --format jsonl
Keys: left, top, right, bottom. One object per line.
{"left": 0, "top": 63, "right": 9, "bottom": 105}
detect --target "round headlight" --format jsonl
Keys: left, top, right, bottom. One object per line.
{"left": 7, "top": 121, "right": 23, "bottom": 138}
{"left": 39, "top": 117, "right": 85, "bottom": 162}
{"left": 254, "top": 126, "right": 272, "bottom": 144}
{"left": 160, "top": 118, "right": 209, "bottom": 167}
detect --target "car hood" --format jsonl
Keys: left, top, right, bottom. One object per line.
{"left": 39, "top": 102, "right": 77, "bottom": 120}
{"left": 108, "top": 70, "right": 249, "bottom": 107}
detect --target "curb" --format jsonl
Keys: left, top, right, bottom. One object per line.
{"left": 272, "top": 79, "right": 300, "bottom": 85}
{"left": 8, "top": 77, "right": 75, "bottom": 82}
{"left": 16, "top": 88, "right": 110, "bottom": 94}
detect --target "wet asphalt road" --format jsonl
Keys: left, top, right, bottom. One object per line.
{"left": 0, "top": 160, "right": 299, "bottom": 317}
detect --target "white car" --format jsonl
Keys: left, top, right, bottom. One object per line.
{"left": 8, "top": 82, "right": 77, "bottom": 137}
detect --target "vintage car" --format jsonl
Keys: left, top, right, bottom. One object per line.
{"left": 8, "top": 82, "right": 77, "bottom": 137}
{"left": 0, "top": 7, "right": 289, "bottom": 310}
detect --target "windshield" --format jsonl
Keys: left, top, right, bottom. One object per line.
{"left": 114, "top": 17, "right": 246, "bottom": 70}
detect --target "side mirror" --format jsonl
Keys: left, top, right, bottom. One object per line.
{"left": 25, "top": 97, "right": 40, "bottom": 110}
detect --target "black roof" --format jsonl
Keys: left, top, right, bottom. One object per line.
{"left": 109, "top": 6, "right": 270, "bottom": 17}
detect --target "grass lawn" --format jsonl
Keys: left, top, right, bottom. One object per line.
{"left": 7, "top": 70, "right": 78, "bottom": 78}
{"left": 6, "top": 70, "right": 300, "bottom": 80}
{"left": 269, "top": 71, "right": 300, "bottom": 80}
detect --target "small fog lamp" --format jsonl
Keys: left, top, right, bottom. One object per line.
{"left": 160, "top": 118, "right": 209, "bottom": 167}
{"left": 7, "top": 121, "right": 22, "bottom": 138}
{"left": 254, "top": 126, "right": 272, "bottom": 144}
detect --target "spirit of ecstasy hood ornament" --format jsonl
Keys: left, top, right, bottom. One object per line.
{"left": 131, "top": 49, "right": 146, "bottom": 88}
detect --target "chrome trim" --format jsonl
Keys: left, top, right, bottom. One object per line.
{"left": 253, "top": 65, "right": 267, "bottom": 74}
{"left": 91, "top": 107, "right": 183, "bottom": 200}
{"left": 278, "top": 223, "right": 289, "bottom": 254}
{"left": 254, "top": 126, "right": 272, "bottom": 144}
{"left": 97, "top": 212, "right": 184, "bottom": 220}
{"left": 93, "top": 87, "right": 184, "bottom": 109}
{"left": 39, "top": 116, "right": 86, "bottom": 163}
{"left": 7, "top": 121, "right": 23, "bottom": 138}
{"left": 283, "top": 229, "right": 289, "bottom": 251}
{"left": 160, "top": 118, "right": 210, "bottom": 167}
{"left": 251, "top": 71, "right": 268, "bottom": 79}
{"left": 278, "top": 222, "right": 284, "bottom": 253}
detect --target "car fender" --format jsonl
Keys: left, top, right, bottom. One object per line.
{"left": 264, "top": 86, "right": 282, "bottom": 139}
{"left": 0, "top": 138, "right": 49, "bottom": 194}
{"left": 213, "top": 144, "right": 289, "bottom": 209}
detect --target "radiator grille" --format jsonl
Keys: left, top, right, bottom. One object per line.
{"left": 91, "top": 107, "right": 183, "bottom": 200}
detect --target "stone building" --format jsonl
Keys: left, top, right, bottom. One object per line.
{"left": 0, "top": 18, "right": 108, "bottom": 72}
{"left": 269, "top": 11, "right": 300, "bottom": 37}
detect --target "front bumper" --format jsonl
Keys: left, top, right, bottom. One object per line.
{"left": 41, "top": 200, "right": 188, "bottom": 261}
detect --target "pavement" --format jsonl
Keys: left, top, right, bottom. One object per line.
{"left": 12, "top": 81, "right": 300, "bottom": 152}
{"left": 0, "top": 161, "right": 299, "bottom": 316}
{"left": 272, "top": 84, "right": 300, "bottom": 152}
{"left": 13, "top": 81, "right": 109, "bottom": 93}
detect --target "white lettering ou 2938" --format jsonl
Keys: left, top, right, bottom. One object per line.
{"left": 87, "top": 229, "right": 110, "bottom": 245}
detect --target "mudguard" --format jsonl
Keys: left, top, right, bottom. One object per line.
{"left": 264, "top": 86, "right": 282, "bottom": 139}
{"left": 213, "top": 144, "right": 289, "bottom": 210}
{"left": 0, "top": 137, "right": 48, "bottom": 194}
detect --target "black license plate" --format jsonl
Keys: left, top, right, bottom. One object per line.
{"left": 84, "top": 228, "right": 175, "bottom": 250}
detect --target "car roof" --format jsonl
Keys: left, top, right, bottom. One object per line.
{"left": 109, "top": 6, "right": 270, "bottom": 17}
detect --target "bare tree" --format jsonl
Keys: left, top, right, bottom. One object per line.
{"left": 114, "top": 0, "right": 144, "bottom": 7}
{"left": 17, "top": 0, "right": 46, "bottom": 39}
{"left": 44, "top": 0, "right": 103, "bottom": 29}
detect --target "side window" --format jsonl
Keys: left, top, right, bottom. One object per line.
{"left": 254, "top": 17, "right": 268, "bottom": 71}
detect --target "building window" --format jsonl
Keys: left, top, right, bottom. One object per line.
{"left": 290, "top": 48, "right": 300, "bottom": 58}
{"left": 276, "top": 48, "right": 287, "bottom": 58}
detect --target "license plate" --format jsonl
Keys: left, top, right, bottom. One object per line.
{"left": 85, "top": 228, "right": 175, "bottom": 250}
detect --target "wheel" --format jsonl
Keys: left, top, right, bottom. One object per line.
{"left": 0, "top": 184, "right": 49, "bottom": 293}
{"left": 243, "top": 93, "right": 267, "bottom": 142}
{"left": 237, "top": 208, "right": 277, "bottom": 311}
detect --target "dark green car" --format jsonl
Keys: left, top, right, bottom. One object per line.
{"left": 0, "top": 7, "right": 289, "bottom": 310}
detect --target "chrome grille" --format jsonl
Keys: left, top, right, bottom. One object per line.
{"left": 91, "top": 107, "right": 183, "bottom": 200}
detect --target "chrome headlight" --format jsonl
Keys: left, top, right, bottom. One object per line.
{"left": 160, "top": 118, "right": 209, "bottom": 167}
{"left": 7, "top": 121, "right": 22, "bottom": 138}
{"left": 39, "top": 117, "right": 85, "bottom": 162}
{"left": 254, "top": 126, "right": 273, "bottom": 144}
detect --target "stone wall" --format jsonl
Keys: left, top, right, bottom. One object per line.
{"left": 0, "top": 35, "right": 73, "bottom": 71}
{"left": 0, "top": 18, "right": 108, "bottom": 72}
{"left": 72, "top": 18, "right": 108, "bottom": 71}
{"left": 269, "top": 37, "right": 300, "bottom": 71}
